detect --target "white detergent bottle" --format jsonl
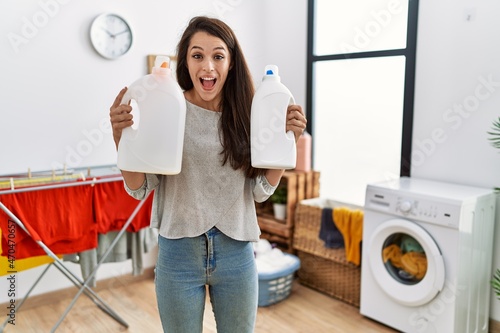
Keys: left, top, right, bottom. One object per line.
{"left": 251, "top": 65, "right": 296, "bottom": 169}
{"left": 117, "top": 55, "right": 186, "bottom": 174}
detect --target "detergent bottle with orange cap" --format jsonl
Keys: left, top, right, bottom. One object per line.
{"left": 251, "top": 64, "right": 296, "bottom": 169}
{"left": 117, "top": 55, "right": 186, "bottom": 174}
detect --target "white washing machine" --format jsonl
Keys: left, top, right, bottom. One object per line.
{"left": 360, "top": 177, "right": 496, "bottom": 333}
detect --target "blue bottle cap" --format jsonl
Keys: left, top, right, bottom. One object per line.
{"left": 264, "top": 64, "right": 279, "bottom": 76}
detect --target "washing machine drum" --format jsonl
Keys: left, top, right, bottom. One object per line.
{"left": 367, "top": 218, "right": 445, "bottom": 307}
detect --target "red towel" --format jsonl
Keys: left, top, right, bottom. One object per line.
{"left": 0, "top": 185, "right": 96, "bottom": 259}
{"left": 93, "top": 181, "right": 153, "bottom": 234}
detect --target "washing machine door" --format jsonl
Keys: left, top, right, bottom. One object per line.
{"left": 368, "top": 218, "right": 445, "bottom": 307}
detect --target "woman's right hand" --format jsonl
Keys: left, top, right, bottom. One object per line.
{"left": 109, "top": 87, "right": 133, "bottom": 149}
{"left": 109, "top": 87, "right": 146, "bottom": 190}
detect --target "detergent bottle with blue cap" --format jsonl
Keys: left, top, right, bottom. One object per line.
{"left": 117, "top": 55, "right": 186, "bottom": 174}
{"left": 251, "top": 64, "right": 296, "bottom": 169}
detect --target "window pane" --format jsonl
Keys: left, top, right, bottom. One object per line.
{"left": 314, "top": 0, "right": 409, "bottom": 55}
{"left": 313, "top": 56, "right": 406, "bottom": 205}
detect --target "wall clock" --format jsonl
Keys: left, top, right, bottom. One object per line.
{"left": 90, "top": 13, "right": 133, "bottom": 59}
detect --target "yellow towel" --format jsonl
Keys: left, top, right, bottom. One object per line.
{"left": 333, "top": 207, "right": 364, "bottom": 266}
{"left": 381, "top": 243, "right": 428, "bottom": 280}
{"left": 401, "top": 252, "right": 427, "bottom": 280}
{"left": 382, "top": 243, "right": 403, "bottom": 268}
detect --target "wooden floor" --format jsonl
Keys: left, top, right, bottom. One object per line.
{"left": 3, "top": 275, "right": 397, "bottom": 333}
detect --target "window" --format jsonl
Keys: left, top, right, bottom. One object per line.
{"left": 306, "top": 0, "right": 418, "bottom": 205}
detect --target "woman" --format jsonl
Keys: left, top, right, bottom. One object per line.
{"left": 109, "top": 16, "right": 306, "bottom": 333}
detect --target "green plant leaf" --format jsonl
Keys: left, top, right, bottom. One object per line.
{"left": 488, "top": 117, "right": 500, "bottom": 149}
{"left": 270, "top": 187, "right": 287, "bottom": 204}
{"left": 492, "top": 268, "right": 500, "bottom": 300}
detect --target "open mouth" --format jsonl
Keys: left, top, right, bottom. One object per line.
{"left": 200, "top": 77, "right": 216, "bottom": 89}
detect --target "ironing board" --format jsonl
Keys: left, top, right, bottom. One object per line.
{"left": 0, "top": 167, "right": 151, "bottom": 332}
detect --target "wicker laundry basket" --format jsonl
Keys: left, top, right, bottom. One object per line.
{"left": 293, "top": 198, "right": 362, "bottom": 307}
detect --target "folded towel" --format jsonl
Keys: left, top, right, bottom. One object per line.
{"left": 319, "top": 207, "right": 344, "bottom": 248}
{"left": 333, "top": 207, "right": 364, "bottom": 266}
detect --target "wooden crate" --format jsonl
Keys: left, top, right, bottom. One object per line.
{"left": 256, "top": 171, "right": 320, "bottom": 252}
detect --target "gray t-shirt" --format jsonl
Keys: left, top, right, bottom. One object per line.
{"left": 125, "top": 100, "right": 276, "bottom": 242}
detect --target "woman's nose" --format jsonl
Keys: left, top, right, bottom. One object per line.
{"left": 203, "top": 59, "right": 214, "bottom": 72}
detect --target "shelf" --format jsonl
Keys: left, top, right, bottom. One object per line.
{"left": 256, "top": 170, "right": 320, "bottom": 252}
{"left": 257, "top": 215, "right": 292, "bottom": 238}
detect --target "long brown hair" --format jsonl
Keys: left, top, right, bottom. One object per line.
{"left": 176, "top": 16, "right": 265, "bottom": 179}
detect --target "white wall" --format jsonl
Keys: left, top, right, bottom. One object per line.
{"left": 0, "top": 0, "right": 307, "bottom": 304}
{"left": 5, "top": 0, "right": 499, "bottom": 325}
{"left": 262, "top": 0, "right": 308, "bottom": 107}
{"left": 411, "top": 0, "right": 500, "bottom": 321}
{"left": 0, "top": 0, "right": 306, "bottom": 175}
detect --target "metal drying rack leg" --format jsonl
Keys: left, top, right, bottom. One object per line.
{"left": 0, "top": 194, "right": 149, "bottom": 332}
{"left": 0, "top": 263, "right": 52, "bottom": 332}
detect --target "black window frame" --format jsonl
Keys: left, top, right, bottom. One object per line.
{"left": 305, "top": 0, "right": 420, "bottom": 177}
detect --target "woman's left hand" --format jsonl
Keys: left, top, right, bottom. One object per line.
{"left": 286, "top": 104, "right": 307, "bottom": 143}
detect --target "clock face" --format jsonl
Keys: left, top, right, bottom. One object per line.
{"left": 90, "top": 13, "right": 132, "bottom": 59}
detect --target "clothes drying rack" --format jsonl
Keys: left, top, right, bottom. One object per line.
{"left": 0, "top": 171, "right": 150, "bottom": 332}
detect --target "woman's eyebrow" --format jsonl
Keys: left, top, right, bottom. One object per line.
{"left": 190, "top": 45, "right": 204, "bottom": 51}
{"left": 190, "top": 45, "right": 227, "bottom": 52}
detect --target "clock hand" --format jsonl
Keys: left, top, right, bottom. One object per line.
{"left": 114, "top": 29, "right": 129, "bottom": 36}
{"left": 100, "top": 27, "right": 116, "bottom": 38}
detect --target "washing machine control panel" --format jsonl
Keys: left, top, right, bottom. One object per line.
{"left": 395, "top": 197, "right": 459, "bottom": 228}
{"left": 396, "top": 199, "right": 432, "bottom": 216}
{"left": 398, "top": 200, "right": 413, "bottom": 214}
{"left": 365, "top": 186, "right": 462, "bottom": 228}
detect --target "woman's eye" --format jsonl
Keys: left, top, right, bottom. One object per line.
{"left": 214, "top": 55, "right": 224, "bottom": 60}
{"left": 192, "top": 54, "right": 202, "bottom": 59}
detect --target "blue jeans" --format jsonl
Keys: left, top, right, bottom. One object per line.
{"left": 155, "top": 228, "right": 258, "bottom": 333}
